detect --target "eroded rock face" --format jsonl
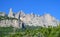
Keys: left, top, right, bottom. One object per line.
{"left": 8, "top": 8, "right": 15, "bottom": 18}
{"left": 18, "top": 13, "right": 59, "bottom": 27}
{"left": 0, "top": 8, "right": 60, "bottom": 28}
{"left": 0, "top": 19, "right": 18, "bottom": 27}
{"left": 41, "top": 14, "right": 59, "bottom": 27}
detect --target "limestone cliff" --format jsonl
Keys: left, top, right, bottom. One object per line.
{"left": 0, "top": 8, "right": 60, "bottom": 28}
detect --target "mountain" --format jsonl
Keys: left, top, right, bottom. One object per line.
{"left": 0, "top": 8, "right": 60, "bottom": 28}
{"left": 20, "top": 12, "right": 59, "bottom": 27}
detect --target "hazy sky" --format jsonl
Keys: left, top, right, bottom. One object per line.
{"left": 0, "top": 0, "right": 60, "bottom": 20}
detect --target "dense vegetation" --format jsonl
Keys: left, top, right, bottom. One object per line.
{"left": 0, "top": 16, "right": 18, "bottom": 20}
{"left": 0, "top": 25, "right": 60, "bottom": 37}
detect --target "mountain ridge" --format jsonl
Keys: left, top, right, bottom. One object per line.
{"left": 0, "top": 8, "right": 60, "bottom": 28}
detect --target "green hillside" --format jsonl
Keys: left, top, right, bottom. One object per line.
{"left": 0, "top": 24, "right": 60, "bottom": 37}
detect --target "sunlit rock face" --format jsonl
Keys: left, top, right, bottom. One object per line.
{"left": 41, "top": 14, "right": 59, "bottom": 27}
{"left": 15, "top": 11, "right": 20, "bottom": 19}
{"left": 0, "top": 8, "right": 60, "bottom": 28}
{"left": 8, "top": 8, "right": 15, "bottom": 18}
{"left": 18, "top": 12, "right": 59, "bottom": 27}
{"left": 15, "top": 10, "right": 26, "bottom": 19}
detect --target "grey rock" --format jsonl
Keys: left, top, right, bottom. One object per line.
{"left": 0, "top": 8, "right": 60, "bottom": 28}
{"left": 8, "top": 8, "right": 15, "bottom": 18}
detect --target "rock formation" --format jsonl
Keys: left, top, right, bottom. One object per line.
{"left": 0, "top": 8, "right": 60, "bottom": 28}
{"left": 8, "top": 8, "right": 15, "bottom": 18}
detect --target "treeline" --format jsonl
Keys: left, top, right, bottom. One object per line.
{"left": 0, "top": 25, "right": 60, "bottom": 37}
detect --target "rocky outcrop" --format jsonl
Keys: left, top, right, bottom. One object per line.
{"left": 0, "top": 17, "right": 21, "bottom": 28}
{"left": 8, "top": 8, "right": 15, "bottom": 18}
{"left": 0, "top": 8, "right": 60, "bottom": 28}
{"left": 18, "top": 12, "right": 59, "bottom": 27}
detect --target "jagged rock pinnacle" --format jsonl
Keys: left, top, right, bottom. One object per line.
{"left": 8, "top": 8, "right": 14, "bottom": 18}
{"left": 0, "top": 8, "right": 60, "bottom": 28}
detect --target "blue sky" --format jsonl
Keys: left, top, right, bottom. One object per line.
{"left": 0, "top": 0, "right": 60, "bottom": 20}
